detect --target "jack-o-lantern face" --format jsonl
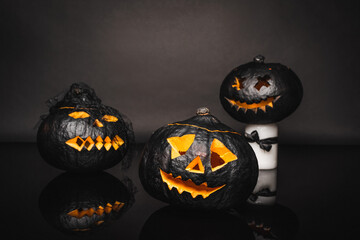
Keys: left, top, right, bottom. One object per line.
{"left": 37, "top": 83, "right": 133, "bottom": 171}
{"left": 39, "top": 172, "right": 134, "bottom": 234}
{"left": 139, "top": 108, "right": 258, "bottom": 209}
{"left": 220, "top": 55, "right": 303, "bottom": 124}
{"left": 159, "top": 135, "right": 239, "bottom": 198}
{"left": 63, "top": 110, "right": 124, "bottom": 152}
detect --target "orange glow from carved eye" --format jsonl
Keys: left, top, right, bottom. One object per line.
{"left": 167, "top": 134, "right": 195, "bottom": 159}
{"left": 68, "top": 111, "right": 90, "bottom": 119}
{"left": 102, "top": 115, "right": 118, "bottom": 122}
{"left": 210, "top": 139, "right": 237, "bottom": 171}
{"left": 232, "top": 77, "right": 245, "bottom": 90}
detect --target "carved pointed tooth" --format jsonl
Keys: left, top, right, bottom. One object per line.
{"left": 225, "top": 97, "right": 236, "bottom": 107}
{"left": 175, "top": 175, "right": 181, "bottom": 179}
{"left": 242, "top": 108, "right": 248, "bottom": 113}
{"left": 260, "top": 106, "right": 266, "bottom": 112}
{"left": 201, "top": 193, "right": 210, "bottom": 198}
{"left": 267, "top": 102, "right": 273, "bottom": 108}
{"left": 177, "top": 187, "right": 184, "bottom": 194}
{"left": 67, "top": 209, "right": 80, "bottom": 217}
{"left": 274, "top": 96, "right": 281, "bottom": 102}
{"left": 251, "top": 108, "right": 258, "bottom": 113}
{"left": 104, "top": 203, "right": 112, "bottom": 214}
{"left": 201, "top": 182, "right": 208, "bottom": 187}
{"left": 235, "top": 105, "right": 241, "bottom": 111}
{"left": 167, "top": 184, "right": 173, "bottom": 190}
{"left": 191, "top": 192, "right": 199, "bottom": 198}
{"left": 87, "top": 208, "right": 95, "bottom": 217}
{"left": 96, "top": 206, "right": 104, "bottom": 216}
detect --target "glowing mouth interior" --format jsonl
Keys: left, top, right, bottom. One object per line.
{"left": 65, "top": 135, "right": 124, "bottom": 151}
{"left": 225, "top": 96, "right": 280, "bottom": 113}
{"left": 159, "top": 169, "right": 225, "bottom": 199}
{"left": 67, "top": 201, "right": 125, "bottom": 219}
{"left": 67, "top": 201, "right": 125, "bottom": 231}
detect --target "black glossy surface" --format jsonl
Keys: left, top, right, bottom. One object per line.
{"left": 2, "top": 143, "right": 359, "bottom": 239}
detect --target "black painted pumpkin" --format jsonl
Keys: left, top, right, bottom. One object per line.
{"left": 37, "top": 83, "right": 134, "bottom": 171}
{"left": 139, "top": 206, "right": 255, "bottom": 240}
{"left": 139, "top": 107, "right": 258, "bottom": 209}
{"left": 220, "top": 55, "right": 303, "bottom": 124}
{"left": 39, "top": 172, "right": 135, "bottom": 234}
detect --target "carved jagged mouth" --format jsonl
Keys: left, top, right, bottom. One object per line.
{"left": 66, "top": 201, "right": 125, "bottom": 232}
{"left": 67, "top": 201, "right": 125, "bottom": 219}
{"left": 65, "top": 135, "right": 124, "bottom": 151}
{"left": 159, "top": 169, "right": 225, "bottom": 199}
{"left": 225, "top": 96, "right": 281, "bottom": 113}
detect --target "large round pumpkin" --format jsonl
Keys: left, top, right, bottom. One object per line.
{"left": 220, "top": 55, "right": 303, "bottom": 124}
{"left": 37, "top": 83, "right": 134, "bottom": 171}
{"left": 39, "top": 172, "right": 135, "bottom": 234}
{"left": 139, "top": 107, "right": 258, "bottom": 209}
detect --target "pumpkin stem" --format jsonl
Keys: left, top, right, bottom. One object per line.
{"left": 253, "top": 55, "right": 265, "bottom": 63}
{"left": 196, "top": 107, "right": 210, "bottom": 116}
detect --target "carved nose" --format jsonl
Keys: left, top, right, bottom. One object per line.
{"left": 93, "top": 119, "right": 104, "bottom": 127}
{"left": 185, "top": 156, "right": 205, "bottom": 174}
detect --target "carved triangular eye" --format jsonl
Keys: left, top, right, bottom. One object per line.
{"left": 167, "top": 134, "right": 195, "bottom": 159}
{"left": 210, "top": 139, "right": 237, "bottom": 171}
{"left": 68, "top": 111, "right": 90, "bottom": 119}
{"left": 255, "top": 75, "right": 271, "bottom": 91}
{"left": 185, "top": 156, "right": 205, "bottom": 173}
{"left": 102, "top": 115, "right": 118, "bottom": 122}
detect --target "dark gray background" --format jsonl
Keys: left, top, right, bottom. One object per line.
{"left": 2, "top": 0, "right": 359, "bottom": 144}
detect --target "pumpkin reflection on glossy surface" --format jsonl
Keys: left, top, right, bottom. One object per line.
{"left": 220, "top": 55, "right": 303, "bottom": 124}
{"left": 139, "top": 206, "right": 255, "bottom": 240}
{"left": 237, "top": 203, "right": 299, "bottom": 240}
{"left": 139, "top": 108, "right": 258, "bottom": 209}
{"left": 37, "top": 83, "right": 134, "bottom": 171}
{"left": 38, "top": 172, "right": 135, "bottom": 234}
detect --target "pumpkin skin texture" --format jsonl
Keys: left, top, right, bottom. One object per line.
{"left": 37, "top": 83, "right": 134, "bottom": 172}
{"left": 139, "top": 108, "right": 258, "bottom": 210}
{"left": 39, "top": 172, "right": 135, "bottom": 234}
{"left": 220, "top": 55, "right": 303, "bottom": 124}
{"left": 139, "top": 206, "right": 255, "bottom": 240}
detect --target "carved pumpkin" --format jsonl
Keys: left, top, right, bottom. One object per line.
{"left": 37, "top": 83, "right": 134, "bottom": 171}
{"left": 220, "top": 55, "right": 303, "bottom": 124}
{"left": 39, "top": 172, "right": 135, "bottom": 234}
{"left": 139, "top": 107, "right": 258, "bottom": 209}
{"left": 139, "top": 206, "right": 254, "bottom": 240}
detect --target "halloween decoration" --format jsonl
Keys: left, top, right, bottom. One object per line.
{"left": 139, "top": 206, "right": 254, "bottom": 240}
{"left": 37, "top": 83, "right": 134, "bottom": 171}
{"left": 245, "top": 124, "right": 278, "bottom": 169}
{"left": 236, "top": 203, "right": 299, "bottom": 240}
{"left": 220, "top": 55, "right": 303, "bottom": 124}
{"left": 39, "top": 172, "right": 135, "bottom": 234}
{"left": 248, "top": 169, "right": 277, "bottom": 206}
{"left": 220, "top": 55, "right": 303, "bottom": 169}
{"left": 139, "top": 107, "right": 258, "bottom": 209}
